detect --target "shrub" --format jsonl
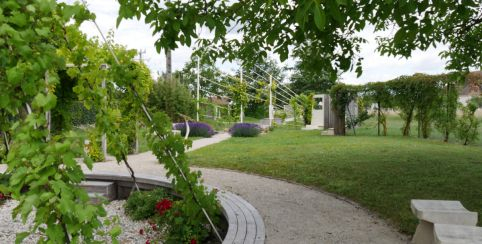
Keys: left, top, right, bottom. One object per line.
{"left": 86, "top": 133, "right": 105, "bottom": 162}
{"left": 275, "top": 110, "right": 287, "bottom": 122}
{"left": 148, "top": 79, "right": 195, "bottom": 122}
{"left": 124, "top": 188, "right": 170, "bottom": 220}
{"left": 456, "top": 101, "right": 480, "bottom": 145}
{"left": 173, "top": 122, "right": 215, "bottom": 138}
{"left": 229, "top": 123, "right": 261, "bottom": 137}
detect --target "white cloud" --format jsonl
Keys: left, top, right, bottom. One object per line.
{"left": 62, "top": 0, "right": 449, "bottom": 85}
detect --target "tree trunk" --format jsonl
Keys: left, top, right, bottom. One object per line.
{"left": 333, "top": 108, "right": 345, "bottom": 136}
{"left": 377, "top": 101, "right": 381, "bottom": 136}
{"left": 444, "top": 84, "right": 450, "bottom": 142}
{"left": 402, "top": 107, "right": 414, "bottom": 136}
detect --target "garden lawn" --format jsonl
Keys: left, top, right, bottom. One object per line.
{"left": 187, "top": 127, "right": 482, "bottom": 235}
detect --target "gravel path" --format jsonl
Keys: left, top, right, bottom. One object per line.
{"left": 0, "top": 200, "right": 151, "bottom": 243}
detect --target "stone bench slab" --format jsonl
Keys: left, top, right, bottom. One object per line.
{"left": 411, "top": 200, "right": 477, "bottom": 225}
{"left": 434, "top": 224, "right": 482, "bottom": 244}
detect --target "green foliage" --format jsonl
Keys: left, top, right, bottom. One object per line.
{"left": 0, "top": 1, "right": 115, "bottom": 242}
{"left": 87, "top": 132, "right": 105, "bottom": 162}
{"left": 298, "top": 94, "right": 314, "bottom": 126}
{"left": 125, "top": 188, "right": 170, "bottom": 221}
{"left": 387, "top": 74, "right": 448, "bottom": 138}
{"left": 275, "top": 110, "right": 287, "bottom": 122}
{"left": 364, "top": 82, "right": 392, "bottom": 136}
{"left": 433, "top": 78, "right": 459, "bottom": 142}
{"left": 289, "top": 46, "right": 337, "bottom": 94}
{"left": 148, "top": 79, "right": 195, "bottom": 122}
{"left": 70, "top": 101, "right": 97, "bottom": 126}
{"left": 145, "top": 112, "right": 221, "bottom": 243}
{"left": 289, "top": 97, "right": 302, "bottom": 124}
{"left": 117, "top": 0, "right": 481, "bottom": 83}
{"left": 347, "top": 98, "right": 372, "bottom": 130}
{"left": 456, "top": 101, "right": 480, "bottom": 145}
{"left": 0, "top": 138, "right": 6, "bottom": 163}
{"left": 228, "top": 77, "right": 249, "bottom": 120}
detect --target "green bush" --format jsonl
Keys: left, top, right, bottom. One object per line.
{"left": 124, "top": 188, "right": 170, "bottom": 220}
{"left": 86, "top": 133, "right": 104, "bottom": 162}
{"left": 275, "top": 110, "right": 287, "bottom": 122}
{"left": 456, "top": 101, "right": 479, "bottom": 145}
{"left": 148, "top": 80, "right": 195, "bottom": 122}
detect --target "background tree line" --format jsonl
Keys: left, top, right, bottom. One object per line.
{"left": 329, "top": 72, "right": 481, "bottom": 145}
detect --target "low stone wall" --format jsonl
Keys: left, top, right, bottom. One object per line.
{"left": 84, "top": 172, "right": 266, "bottom": 244}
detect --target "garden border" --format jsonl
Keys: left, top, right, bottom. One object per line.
{"left": 84, "top": 171, "right": 266, "bottom": 244}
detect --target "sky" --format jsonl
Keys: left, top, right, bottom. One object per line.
{"left": 64, "top": 0, "right": 449, "bottom": 85}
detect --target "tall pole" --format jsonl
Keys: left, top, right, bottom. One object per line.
{"left": 269, "top": 74, "right": 274, "bottom": 126}
{"left": 166, "top": 49, "right": 172, "bottom": 81}
{"left": 100, "top": 64, "right": 108, "bottom": 159}
{"left": 101, "top": 78, "right": 107, "bottom": 158}
{"left": 240, "top": 67, "right": 244, "bottom": 123}
{"left": 196, "top": 56, "right": 200, "bottom": 121}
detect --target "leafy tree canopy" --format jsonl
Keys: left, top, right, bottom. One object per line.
{"left": 117, "top": 0, "right": 482, "bottom": 81}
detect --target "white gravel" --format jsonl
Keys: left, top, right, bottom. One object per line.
{"left": 0, "top": 200, "right": 152, "bottom": 244}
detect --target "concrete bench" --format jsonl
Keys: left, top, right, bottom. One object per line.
{"left": 411, "top": 200, "right": 478, "bottom": 244}
{"left": 434, "top": 224, "right": 482, "bottom": 244}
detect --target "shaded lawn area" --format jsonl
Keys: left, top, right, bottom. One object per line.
{"left": 187, "top": 127, "right": 482, "bottom": 235}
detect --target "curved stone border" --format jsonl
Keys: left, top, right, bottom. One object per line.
{"left": 84, "top": 171, "right": 266, "bottom": 244}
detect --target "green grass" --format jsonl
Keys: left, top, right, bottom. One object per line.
{"left": 188, "top": 126, "right": 482, "bottom": 235}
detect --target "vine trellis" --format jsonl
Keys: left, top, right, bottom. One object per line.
{"left": 82, "top": 0, "right": 223, "bottom": 242}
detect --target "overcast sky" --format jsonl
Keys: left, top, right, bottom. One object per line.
{"left": 65, "top": 0, "right": 449, "bottom": 85}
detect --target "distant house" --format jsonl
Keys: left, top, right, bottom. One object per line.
{"left": 459, "top": 71, "right": 482, "bottom": 105}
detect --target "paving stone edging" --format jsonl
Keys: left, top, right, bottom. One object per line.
{"left": 84, "top": 171, "right": 266, "bottom": 244}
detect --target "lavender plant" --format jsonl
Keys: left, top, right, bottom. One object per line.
{"left": 229, "top": 123, "right": 261, "bottom": 137}
{"left": 173, "top": 122, "right": 215, "bottom": 138}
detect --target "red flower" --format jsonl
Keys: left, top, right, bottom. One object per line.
{"left": 145, "top": 240, "right": 150, "bottom": 244}
{"left": 190, "top": 239, "right": 197, "bottom": 244}
{"left": 151, "top": 223, "right": 157, "bottom": 231}
{"left": 139, "top": 229, "right": 144, "bottom": 235}
{"left": 155, "top": 198, "right": 173, "bottom": 215}
{"left": 0, "top": 193, "right": 4, "bottom": 200}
